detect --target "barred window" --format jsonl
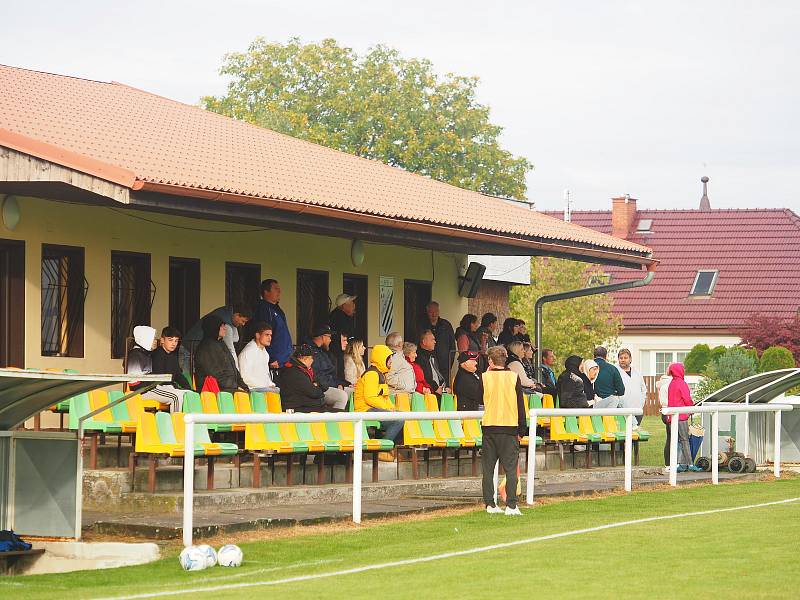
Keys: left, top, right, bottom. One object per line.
{"left": 111, "top": 251, "right": 155, "bottom": 359}
{"left": 41, "top": 245, "right": 87, "bottom": 357}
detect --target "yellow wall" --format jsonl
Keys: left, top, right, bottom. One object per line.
{"left": 3, "top": 196, "right": 469, "bottom": 373}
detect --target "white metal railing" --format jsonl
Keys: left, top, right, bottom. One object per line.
{"left": 181, "top": 407, "right": 642, "bottom": 547}
{"left": 661, "top": 403, "right": 793, "bottom": 486}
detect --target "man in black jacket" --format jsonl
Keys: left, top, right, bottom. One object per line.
{"left": 415, "top": 329, "right": 449, "bottom": 396}
{"left": 417, "top": 301, "right": 456, "bottom": 382}
{"left": 307, "top": 324, "right": 350, "bottom": 410}
{"left": 279, "top": 344, "right": 339, "bottom": 413}
{"left": 150, "top": 326, "right": 193, "bottom": 411}
{"left": 453, "top": 351, "right": 482, "bottom": 411}
{"left": 193, "top": 315, "right": 249, "bottom": 393}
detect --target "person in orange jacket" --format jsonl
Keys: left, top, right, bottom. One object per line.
{"left": 354, "top": 345, "right": 404, "bottom": 456}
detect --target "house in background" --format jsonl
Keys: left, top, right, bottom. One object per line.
{"left": 547, "top": 180, "right": 800, "bottom": 375}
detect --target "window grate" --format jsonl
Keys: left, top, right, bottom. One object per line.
{"left": 111, "top": 252, "right": 155, "bottom": 359}
{"left": 41, "top": 245, "right": 87, "bottom": 357}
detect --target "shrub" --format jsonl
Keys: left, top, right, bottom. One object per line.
{"left": 694, "top": 347, "right": 759, "bottom": 401}
{"left": 684, "top": 344, "right": 712, "bottom": 374}
{"left": 759, "top": 346, "right": 796, "bottom": 372}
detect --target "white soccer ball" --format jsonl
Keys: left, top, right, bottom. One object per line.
{"left": 217, "top": 544, "right": 243, "bottom": 567}
{"left": 179, "top": 546, "right": 208, "bottom": 571}
{"left": 197, "top": 544, "right": 217, "bottom": 568}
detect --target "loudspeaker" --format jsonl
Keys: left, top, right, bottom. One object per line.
{"left": 459, "top": 262, "right": 486, "bottom": 298}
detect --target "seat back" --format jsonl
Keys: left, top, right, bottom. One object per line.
{"left": 200, "top": 391, "right": 221, "bottom": 414}
{"left": 294, "top": 422, "right": 315, "bottom": 443}
{"left": 564, "top": 416, "right": 581, "bottom": 435}
{"left": 264, "top": 422, "right": 286, "bottom": 442}
{"left": 529, "top": 393, "right": 543, "bottom": 409}
{"left": 325, "top": 421, "right": 344, "bottom": 441}
{"left": 578, "top": 415, "right": 596, "bottom": 436}
{"left": 89, "top": 390, "right": 115, "bottom": 423}
{"left": 135, "top": 412, "right": 161, "bottom": 452}
{"left": 182, "top": 391, "right": 203, "bottom": 414}
{"left": 279, "top": 422, "right": 301, "bottom": 443}
{"left": 171, "top": 412, "right": 213, "bottom": 444}
{"left": 394, "top": 393, "right": 411, "bottom": 411}
{"left": 218, "top": 392, "right": 237, "bottom": 414}
{"left": 412, "top": 393, "right": 438, "bottom": 439}
{"left": 542, "top": 394, "right": 555, "bottom": 409}
{"left": 265, "top": 391, "right": 282, "bottom": 413}
{"left": 463, "top": 418, "right": 482, "bottom": 439}
{"left": 602, "top": 415, "right": 620, "bottom": 434}
{"left": 67, "top": 392, "right": 92, "bottom": 430}
{"left": 591, "top": 415, "right": 607, "bottom": 435}
{"left": 549, "top": 416, "right": 574, "bottom": 440}
{"left": 107, "top": 390, "right": 133, "bottom": 422}
{"left": 245, "top": 422, "right": 267, "bottom": 448}
{"left": 156, "top": 411, "right": 179, "bottom": 444}
{"left": 427, "top": 393, "right": 454, "bottom": 439}
{"left": 234, "top": 392, "right": 252, "bottom": 414}
{"left": 310, "top": 422, "right": 330, "bottom": 442}
{"left": 424, "top": 393, "right": 439, "bottom": 411}
{"left": 250, "top": 391, "right": 267, "bottom": 413}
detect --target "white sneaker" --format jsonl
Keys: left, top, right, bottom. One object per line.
{"left": 662, "top": 467, "right": 670, "bottom": 475}
{"left": 486, "top": 505, "right": 504, "bottom": 514}
{"left": 504, "top": 506, "right": 522, "bottom": 516}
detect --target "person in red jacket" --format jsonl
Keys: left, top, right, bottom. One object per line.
{"left": 666, "top": 362, "right": 702, "bottom": 472}
{"left": 402, "top": 342, "right": 430, "bottom": 395}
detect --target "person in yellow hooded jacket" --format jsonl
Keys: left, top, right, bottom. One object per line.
{"left": 354, "top": 345, "right": 404, "bottom": 454}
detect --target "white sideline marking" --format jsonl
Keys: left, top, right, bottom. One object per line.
{"left": 103, "top": 497, "right": 800, "bottom": 600}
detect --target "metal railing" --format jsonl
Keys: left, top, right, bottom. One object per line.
{"left": 661, "top": 403, "right": 793, "bottom": 486}
{"left": 181, "top": 407, "right": 643, "bottom": 547}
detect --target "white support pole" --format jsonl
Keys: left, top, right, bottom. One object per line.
{"left": 624, "top": 414, "right": 633, "bottom": 492}
{"left": 352, "top": 418, "right": 363, "bottom": 523}
{"left": 742, "top": 396, "right": 750, "bottom": 457}
{"left": 669, "top": 416, "right": 679, "bottom": 486}
{"left": 182, "top": 418, "right": 195, "bottom": 547}
{"left": 711, "top": 411, "right": 719, "bottom": 485}
{"left": 774, "top": 410, "right": 782, "bottom": 478}
{"left": 526, "top": 418, "right": 537, "bottom": 505}
{"left": 493, "top": 463, "right": 499, "bottom": 506}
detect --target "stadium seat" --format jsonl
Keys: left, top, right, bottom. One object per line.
{"left": 234, "top": 391, "right": 253, "bottom": 414}
{"left": 171, "top": 413, "right": 238, "bottom": 456}
{"left": 614, "top": 415, "right": 650, "bottom": 441}
{"left": 280, "top": 422, "right": 326, "bottom": 453}
{"left": 530, "top": 393, "right": 550, "bottom": 427}
{"left": 602, "top": 415, "right": 640, "bottom": 441}
{"left": 181, "top": 392, "right": 231, "bottom": 433}
{"left": 218, "top": 392, "right": 245, "bottom": 432}
{"left": 411, "top": 393, "right": 459, "bottom": 448}
{"left": 265, "top": 392, "right": 282, "bottom": 413}
{"left": 250, "top": 391, "right": 268, "bottom": 413}
{"left": 245, "top": 422, "right": 307, "bottom": 453}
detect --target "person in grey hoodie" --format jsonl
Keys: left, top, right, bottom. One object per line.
{"left": 384, "top": 332, "right": 416, "bottom": 394}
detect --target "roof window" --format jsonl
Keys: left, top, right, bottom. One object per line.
{"left": 635, "top": 219, "right": 653, "bottom": 232}
{"left": 690, "top": 270, "right": 718, "bottom": 296}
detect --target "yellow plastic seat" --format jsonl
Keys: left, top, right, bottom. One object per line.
{"left": 234, "top": 391, "right": 252, "bottom": 414}
{"left": 310, "top": 421, "right": 352, "bottom": 451}
{"left": 135, "top": 412, "right": 184, "bottom": 456}
{"left": 244, "top": 423, "right": 300, "bottom": 453}
{"left": 602, "top": 415, "right": 640, "bottom": 441}
{"left": 549, "top": 416, "right": 582, "bottom": 442}
{"left": 279, "top": 422, "right": 325, "bottom": 452}
{"left": 265, "top": 392, "right": 282, "bottom": 413}
{"left": 579, "top": 415, "right": 616, "bottom": 442}
{"left": 338, "top": 421, "right": 386, "bottom": 451}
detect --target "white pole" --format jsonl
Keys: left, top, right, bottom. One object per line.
{"left": 774, "top": 410, "right": 782, "bottom": 478}
{"left": 493, "top": 463, "right": 499, "bottom": 506}
{"left": 669, "top": 415, "right": 679, "bottom": 486}
{"left": 711, "top": 411, "right": 719, "bottom": 485}
{"left": 624, "top": 414, "right": 633, "bottom": 492}
{"left": 526, "top": 418, "right": 537, "bottom": 505}
{"left": 743, "top": 396, "right": 750, "bottom": 457}
{"left": 352, "top": 418, "right": 363, "bottom": 523}
{"left": 182, "top": 418, "right": 195, "bottom": 547}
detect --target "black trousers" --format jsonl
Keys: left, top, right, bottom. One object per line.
{"left": 481, "top": 431, "right": 520, "bottom": 509}
{"left": 662, "top": 415, "right": 671, "bottom": 467}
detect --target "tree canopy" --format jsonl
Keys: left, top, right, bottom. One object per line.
{"left": 202, "top": 37, "right": 532, "bottom": 199}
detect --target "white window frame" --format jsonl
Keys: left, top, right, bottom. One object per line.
{"left": 690, "top": 269, "right": 719, "bottom": 296}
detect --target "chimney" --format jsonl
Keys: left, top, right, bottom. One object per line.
{"left": 699, "top": 176, "right": 711, "bottom": 210}
{"left": 611, "top": 194, "right": 637, "bottom": 239}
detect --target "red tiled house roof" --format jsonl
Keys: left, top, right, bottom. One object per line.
{"left": 545, "top": 205, "right": 800, "bottom": 330}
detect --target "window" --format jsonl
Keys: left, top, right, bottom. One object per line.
{"left": 225, "top": 262, "right": 260, "bottom": 314}
{"left": 169, "top": 257, "right": 200, "bottom": 337}
{"left": 677, "top": 351, "right": 689, "bottom": 364}
{"left": 635, "top": 218, "right": 653, "bottom": 232}
{"left": 0, "top": 239, "right": 25, "bottom": 368}
{"left": 343, "top": 274, "right": 368, "bottom": 342}
{"left": 655, "top": 350, "right": 690, "bottom": 375}
{"left": 296, "top": 269, "right": 329, "bottom": 341}
{"left": 690, "top": 270, "right": 718, "bottom": 296}
{"left": 403, "top": 279, "right": 432, "bottom": 344}
{"left": 111, "top": 252, "right": 154, "bottom": 359}
{"left": 41, "top": 245, "right": 87, "bottom": 357}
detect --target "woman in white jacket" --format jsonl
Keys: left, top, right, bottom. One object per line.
{"left": 656, "top": 368, "right": 673, "bottom": 472}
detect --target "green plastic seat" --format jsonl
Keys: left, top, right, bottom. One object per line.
{"left": 412, "top": 393, "right": 459, "bottom": 447}
{"left": 250, "top": 391, "right": 267, "bottom": 413}
{"left": 155, "top": 412, "right": 205, "bottom": 456}
{"left": 264, "top": 422, "right": 309, "bottom": 452}
{"left": 68, "top": 392, "right": 122, "bottom": 433}
{"left": 295, "top": 422, "right": 340, "bottom": 451}
{"left": 194, "top": 422, "right": 238, "bottom": 456}
{"left": 592, "top": 415, "right": 623, "bottom": 441}
{"left": 218, "top": 392, "right": 237, "bottom": 415}
{"left": 615, "top": 416, "right": 650, "bottom": 441}
{"left": 182, "top": 391, "right": 231, "bottom": 433}
{"left": 565, "top": 416, "right": 599, "bottom": 442}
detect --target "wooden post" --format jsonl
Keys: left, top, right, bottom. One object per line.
{"left": 317, "top": 454, "right": 326, "bottom": 485}
{"left": 371, "top": 452, "right": 379, "bottom": 483}
{"left": 286, "top": 455, "right": 294, "bottom": 486}
{"left": 252, "top": 454, "right": 261, "bottom": 488}
{"left": 148, "top": 456, "right": 157, "bottom": 493}
{"left": 129, "top": 452, "right": 137, "bottom": 492}
{"left": 206, "top": 457, "right": 215, "bottom": 490}
{"left": 90, "top": 434, "right": 98, "bottom": 469}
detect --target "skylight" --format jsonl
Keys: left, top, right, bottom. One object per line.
{"left": 690, "top": 270, "right": 718, "bottom": 296}
{"left": 636, "top": 219, "right": 653, "bottom": 232}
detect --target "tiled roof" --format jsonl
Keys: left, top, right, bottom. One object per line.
{"left": 0, "top": 65, "right": 652, "bottom": 264}
{"left": 545, "top": 208, "right": 800, "bottom": 329}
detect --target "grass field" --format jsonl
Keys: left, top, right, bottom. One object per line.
{"left": 638, "top": 415, "right": 667, "bottom": 467}
{"left": 8, "top": 476, "right": 800, "bottom": 599}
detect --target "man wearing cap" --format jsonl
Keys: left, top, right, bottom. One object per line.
{"left": 279, "top": 344, "right": 338, "bottom": 413}
{"left": 329, "top": 293, "right": 357, "bottom": 340}
{"left": 453, "top": 351, "right": 482, "bottom": 411}
{"left": 307, "top": 323, "right": 350, "bottom": 410}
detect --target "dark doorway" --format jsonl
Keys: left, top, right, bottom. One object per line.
{"left": 169, "top": 257, "right": 200, "bottom": 337}
{"left": 0, "top": 239, "right": 25, "bottom": 368}
{"left": 41, "top": 244, "right": 87, "bottom": 358}
{"left": 343, "top": 274, "right": 368, "bottom": 343}
{"left": 111, "top": 251, "right": 154, "bottom": 359}
{"left": 403, "top": 279, "right": 432, "bottom": 344}
{"left": 225, "top": 262, "right": 260, "bottom": 314}
{"left": 296, "top": 269, "right": 329, "bottom": 342}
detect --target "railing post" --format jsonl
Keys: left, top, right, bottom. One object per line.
{"left": 711, "top": 411, "right": 719, "bottom": 485}
{"left": 182, "top": 417, "right": 195, "bottom": 547}
{"left": 774, "top": 410, "right": 782, "bottom": 478}
{"left": 526, "top": 416, "right": 537, "bottom": 505}
{"left": 624, "top": 414, "right": 633, "bottom": 492}
{"left": 352, "top": 417, "right": 363, "bottom": 524}
{"left": 669, "top": 414, "right": 679, "bottom": 486}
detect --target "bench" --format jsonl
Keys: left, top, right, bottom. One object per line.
{"left": 0, "top": 548, "right": 45, "bottom": 575}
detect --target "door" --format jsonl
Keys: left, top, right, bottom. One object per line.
{"left": 225, "top": 262, "right": 260, "bottom": 314}
{"left": 403, "top": 279, "right": 432, "bottom": 344}
{"left": 0, "top": 239, "right": 24, "bottom": 367}
{"left": 296, "top": 269, "right": 329, "bottom": 342}
{"left": 111, "top": 251, "right": 153, "bottom": 359}
{"left": 342, "top": 274, "right": 368, "bottom": 343}
{"left": 169, "top": 257, "right": 200, "bottom": 336}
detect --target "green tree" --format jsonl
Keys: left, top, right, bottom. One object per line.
{"left": 683, "top": 344, "right": 712, "bottom": 374}
{"left": 202, "top": 38, "right": 532, "bottom": 199}
{"left": 694, "top": 348, "right": 759, "bottom": 401}
{"left": 509, "top": 258, "right": 622, "bottom": 371}
{"left": 759, "top": 346, "right": 796, "bottom": 372}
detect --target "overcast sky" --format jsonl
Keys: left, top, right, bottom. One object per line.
{"left": 3, "top": 1, "right": 799, "bottom": 213}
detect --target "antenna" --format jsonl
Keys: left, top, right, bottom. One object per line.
{"left": 563, "top": 189, "right": 572, "bottom": 222}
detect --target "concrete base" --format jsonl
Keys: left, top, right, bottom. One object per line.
{"left": 11, "top": 541, "right": 160, "bottom": 575}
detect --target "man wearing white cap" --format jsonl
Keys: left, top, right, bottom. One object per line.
{"left": 329, "top": 293, "right": 357, "bottom": 341}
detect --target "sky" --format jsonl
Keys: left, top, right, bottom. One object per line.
{"left": 2, "top": 0, "right": 799, "bottom": 213}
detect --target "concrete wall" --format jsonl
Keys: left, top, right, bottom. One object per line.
{"left": 617, "top": 332, "right": 740, "bottom": 376}
{"left": 2, "top": 195, "right": 469, "bottom": 373}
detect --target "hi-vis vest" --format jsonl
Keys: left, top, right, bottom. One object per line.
{"left": 481, "top": 370, "right": 519, "bottom": 427}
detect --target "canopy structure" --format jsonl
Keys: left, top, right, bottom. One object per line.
{"left": 701, "top": 368, "right": 800, "bottom": 405}
{"left": 0, "top": 368, "right": 167, "bottom": 430}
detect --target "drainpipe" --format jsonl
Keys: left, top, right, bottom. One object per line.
{"left": 535, "top": 265, "right": 656, "bottom": 382}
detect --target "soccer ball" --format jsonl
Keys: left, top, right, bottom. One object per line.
{"left": 217, "top": 544, "right": 243, "bottom": 567}
{"left": 179, "top": 546, "right": 208, "bottom": 571}
{"left": 197, "top": 544, "right": 217, "bottom": 568}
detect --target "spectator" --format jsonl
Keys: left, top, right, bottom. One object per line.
{"left": 516, "top": 320, "right": 531, "bottom": 343}
{"left": 238, "top": 322, "right": 279, "bottom": 392}
{"left": 481, "top": 346, "right": 527, "bottom": 516}
{"left": 385, "top": 332, "right": 416, "bottom": 394}
{"left": 193, "top": 315, "right": 248, "bottom": 393}
{"left": 150, "top": 326, "right": 193, "bottom": 411}
{"left": 616, "top": 348, "right": 647, "bottom": 426}
{"left": 185, "top": 306, "right": 251, "bottom": 367}
{"left": 415, "top": 329, "right": 448, "bottom": 395}
{"left": 328, "top": 293, "right": 357, "bottom": 340}
{"left": 539, "top": 348, "right": 558, "bottom": 398}
{"left": 455, "top": 313, "right": 481, "bottom": 353}
{"left": 279, "top": 344, "right": 337, "bottom": 413}
{"left": 506, "top": 341, "right": 539, "bottom": 392}
{"left": 581, "top": 359, "right": 599, "bottom": 405}
{"left": 453, "top": 351, "right": 482, "bottom": 411}
{"left": 666, "top": 362, "right": 701, "bottom": 472}
{"left": 343, "top": 338, "right": 366, "bottom": 386}
{"left": 404, "top": 342, "right": 430, "bottom": 395}
{"left": 656, "top": 365, "right": 672, "bottom": 473}
{"left": 126, "top": 325, "right": 156, "bottom": 387}
{"left": 497, "top": 318, "right": 520, "bottom": 346}
{"left": 592, "top": 346, "right": 625, "bottom": 408}
{"left": 521, "top": 342, "right": 537, "bottom": 382}
{"left": 307, "top": 324, "right": 350, "bottom": 410}
{"left": 354, "top": 344, "right": 404, "bottom": 460}
{"left": 252, "top": 279, "right": 292, "bottom": 367}
{"left": 557, "top": 355, "right": 591, "bottom": 409}
{"left": 417, "top": 301, "right": 456, "bottom": 382}
{"left": 477, "top": 312, "right": 499, "bottom": 348}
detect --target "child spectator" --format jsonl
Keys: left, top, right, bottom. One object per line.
{"left": 150, "top": 326, "right": 192, "bottom": 410}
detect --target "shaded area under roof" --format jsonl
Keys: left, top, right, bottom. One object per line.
{"left": 701, "top": 369, "right": 800, "bottom": 404}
